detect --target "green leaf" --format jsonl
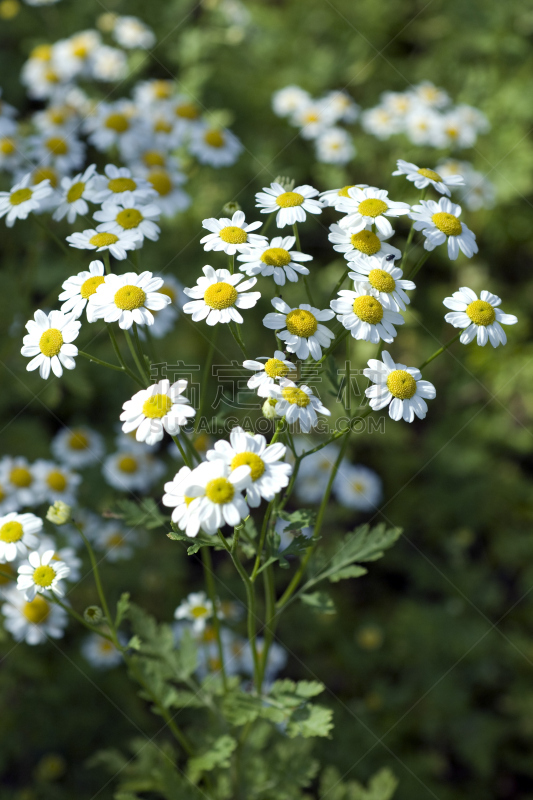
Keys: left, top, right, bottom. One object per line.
{"left": 115, "top": 592, "right": 130, "bottom": 628}
{"left": 258, "top": 530, "right": 313, "bottom": 574}
{"left": 128, "top": 635, "right": 142, "bottom": 651}
{"left": 309, "top": 523, "right": 401, "bottom": 587}
{"left": 270, "top": 679, "right": 325, "bottom": 702}
{"left": 167, "top": 526, "right": 219, "bottom": 555}
{"left": 286, "top": 704, "right": 334, "bottom": 739}
{"left": 187, "top": 735, "right": 237, "bottom": 783}
{"left": 221, "top": 690, "right": 263, "bottom": 725}
{"left": 116, "top": 498, "right": 168, "bottom": 530}
{"left": 301, "top": 590, "right": 336, "bottom": 614}
{"left": 278, "top": 508, "right": 317, "bottom": 531}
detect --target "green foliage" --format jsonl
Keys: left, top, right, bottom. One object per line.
{"left": 320, "top": 766, "right": 398, "bottom": 800}
{"left": 116, "top": 498, "right": 168, "bottom": 530}
{"left": 187, "top": 735, "right": 237, "bottom": 783}
{"left": 168, "top": 526, "right": 221, "bottom": 555}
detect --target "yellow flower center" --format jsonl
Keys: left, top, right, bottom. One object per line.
{"left": 39, "top": 328, "right": 63, "bottom": 357}
{"left": 264, "top": 358, "right": 290, "bottom": 379}
{"left": 80, "top": 275, "right": 105, "bottom": 299}
{"left": 46, "top": 136, "right": 68, "bottom": 155}
{"left": 203, "top": 282, "right": 238, "bottom": 309}
{"left": 48, "top": 109, "right": 68, "bottom": 125}
{"left": 431, "top": 212, "right": 462, "bottom": 236}
{"left": 142, "top": 393, "right": 172, "bottom": 418}
{"left": 47, "top": 470, "right": 67, "bottom": 492}
{"left": 118, "top": 456, "right": 138, "bottom": 473}
{"left": 386, "top": 369, "right": 417, "bottom": 399}
{"left": 353, "top": 481, "right": 365, "bottom": 494}
{"left": 116, "top": 208, "right": 143, "bottom": 229}
{"left": 89, "top": 232, "right": 119, "bottom": 248}
{"left": 350, "top": 230, "right": 381, "bottom": 255}
{"left": 191, "top": 605, "right": 209, "bottom": 618}
{"left": 358, "top": 198, "right": 388, "bottom": 218}
{"left": 204, "top": 130, "right": 225, "bottom": 148}
{"left": 466, "top": 300, "right": 496, "bottom": 326}
{"left": 108, "top": 177, "right": 137, "bottom": 194}
{"left": 0, "top": 138, "right": 15, "bottom": 155}
{"left": 219, "top": 226, "right": 248, "bottom": 244}
{"left": 205, "top": 477, "right": 234, "bottom": 504}
{"left": 154, "top": 118, "right": 172, "bottom": 133}
{"left": 45, "top": 69, "right": 59, "bottom": 83}
{"left": 143, "top": 150, "right": 166, "bottom": 167}
{"left": 33, "top": 565, "right": 56, "bottom": 588}
{"left": 154, "top": 81, "right": 172, "bottom": 99}
{"left": 285, "top": 309, "right": 318, "bottom": 337}
{"left": 10, "top": 187, "right": 32, "bottom": 206}
{"left": 281, "top": 387, "right": 310, "bottom": 407}
{"left": 33, "top": 167, "right": 57, "bottom": 187}
{"left": 276, "top": 191, "right": 304, "bottom": 208}
{"left": 105, "top": 113, "right": 129, "bottom": 133}
{"left": 69, "top": 431, "right": 89, "bottom": 450}
{"left": 417, "top": 168, "right": 442, "bottom": 182}
{"left": 368, "top": 269, "right": 396, "bottom": 293}
{"left": 261, "top": 247, "right": 291, "bottom": 267}
{"left": 0, "top": 520, "right": 23, "bottom": 543}
{"left": 10, "top": 467, "right": 32, "bottom": 487}
{"left": 23, "top": 596, "right": 50, "bottom": 624}
{"left": 352, "top": 296, "right": 384, "bottom": 324}
{"left": 231, "top": 452, "right": 265, "bottom": 482}
{"left": 66, "top": 181, "right": 85, "bottom": 202}
{"left": 175, "top": 102, "right": 199, "bottom": 119}
{"left": 106, "top": 533, "right": 125, "bottom": 548}
{"left": 337, "top": 185, "right": 355, "bottom": 197}
{"left": 114, "top": 285, "right": 146, "bottom": 310}
{"left": 98, "top": 640, "right": 115, "bottom": 653}
{"left": 31, "top": 44, "right": 52, "bottom": 61}
{"left": 147, "top": 169, "right": 172, "bottom": 196}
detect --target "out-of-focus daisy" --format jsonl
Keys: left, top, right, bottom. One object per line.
{"left": 263, "top": 299, "right": 334, "bottom": 360}
{"left": 243, "top": 350, "right": 295, "bottom": 397}
{"left": 360, "top": 107, "right": 403, "bottom": 140}
{"left": 0, "top": 173, "right": 52, "bottom": 227}
{"left": 66, "top": 228, "right": 140, "bottom": 260}
{"left": 443, "top": 287, "right": 517, "bottom": 347}
{"left": 134, "top": 79, "right": 175, "bottom": 106}
{"left": 90, "top": 164, "right": 155, "bottom": 205}
{"left": 331, "top": 286, "right": 404, "bottom": 344}
{"left": 33, "top": 460, "right": 81, "bottom": 506}
{"left": 413, "top": 81, "right": 449, "bottom": 109}
{"left": 92, "top": 522, "right": 138, "bottom": 561}
{"left": 1, "top": 457, "right": 44, "bottom": 508}
{"left": 333, "top": 464, "right": 382, "bottom": 511}
{"left": 291, "top": 99, "right": 336, "bottom": 139}
{"left": 180, "top": 459, "right": 251, "bottom": 534}
{"left": 17, "top": 549, "right": 70, "bottom": 601}
{"left": 163, "top": 466, "right": 202, "bottom": 538}
{"left": 103, "top": 450, "right": 165, "bottom": 492}
{"left": 91, "top": 46, "right": 128, "bottom": 82}
{"left": 51, "top": 426, "right": 105, "bottom": 469}
{"left": 0, "top": 134, "right": 24, "bottom": 173}
{"left": 29, "top": 132, "right": 85, "bottom": 173}
{"left": 120, "top": 379, "right": 196, "bottom": 445}
{"left": 52, "top": 164, "right": 98, "bottom": 223}
{"left": 256, "top": 182, "right": 323, "bottom": 228}
{"left": 409, "top": 197, "right": 477, "bottom": 260}
{"left": 58, "top": 260, "right": 105, "bottom": 322}
{"left": 315, "top": 127, "right": 355, "bottom": 165}
{"left": 294, "top": 442, "right": 345, "bottom": 504}
{"left": 142, "top": 166, "right": 191, "bottom": 217}
{"left": 139, "top": 274, "right": 182, "bottom": 339}
{"left": 94, "top": 199, "right": 161, "bottom": 243}
{"left": 2, "top": 587, "right": 68, "bottom": 645}
{"left": 174, "top": 591, "right": 213, "bottom": 633}
{"left": 84, "top": 102, "right": 136, "bottom": 152}
{"left": 237, "top": 235, "right": 312, "bottom": 286}
{"left": 363, "top": 350, "right": 436, "bottom": 423}
{"left": 200, "top": 210, "right": 266, "bottom": 255}
{"left": 328, "top": 223, "right": 401, "bottom": 262}
{"left": 0, "top": 463, "right": 18, "bottom": 515}
{"left": 336, "top": 186, "right": 410, "bottom": 236}
{"left": 189, "top": 126, "right": 242, "bottom": 167}
{"left": 82, "top": 633, "right": 123, "bottom": 668}
{"left": 347, "top": 256, "right": 415, "bottom": 311}
{"left": 183, "top": 266, "right": 260, "bottom": 326}
{"left": 269, "top": 380, "right": 330, "bottom": 433}
{"left": 21, "top": 310, "right": 80, "bottom": 380}
{"left": 113, "top": 16, "right": 156, "bottom": 49}
{"left": 272, "top": 86, "right": 311, "bottom": 117}
{"left": 323, "top": 89, "right": 360, "bottom": 123}
{"left": 393, "top": 159, "right": 464, "bottom": 196}
{"left": 0, "top": 512, "right": 42, "bottom": 563}
{"left": 90, "top": 271, "right": 171, "bottom": 329}
{"left": 242, "top": 637, "right": 287, "bottom": 682}
{"left": 206, "top": 426, "right": 292, "bottom": 508}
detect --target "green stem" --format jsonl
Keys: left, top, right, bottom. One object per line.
{"left": 250, "top": 499, "right": 275, "bottom": 581}
{"left": 103, "top": 250, "right": 111, "bottom": 275}
{"left": 406, "top": 250, "right": 430, "bottom": 280}
{"left": 106, "top": 325, "right": 144, "bottom": 386}
{"left": 229, "top": 254, "right": 235, "bottom": 274}
{"left": 201, "top": 547, "right": 228, "bottom": 690}
{"left": 124, "top": 329, "right": 150, "bottom": 383}
{"left": 329, "top": 267, "right": 350, "bottom": 302}
{"left": 32, "top": 214, "right": 70, "bottom": 256}
{"left": 419, "top": 329, "right": 463, "bottom": 369}
{"left": 261, "top": 211, "right": 275, "bottom": 236}
{"left": 171, "top": 434, "right": 192, "bottom": 468}
{"left": 51, "top": 596, "right": 115, "bottom": 641}
{"left": 133, "top": 323, "right": 151, "bottom": 379}
{"left": 72, "top": 520, "right": 113, "bottom": 627}
{"left": 196, "top": 337, "right": 216, "bottom": 432}
{"left": 293, "top": 223, "right": 315, "bottom": 305}
{"left": 229, "top": 322, "right": 248, "bottom": 358}
{"left": 400, "top": 221, "right": 416, "bottom": 272}
{"left": 78, "top": 350, "right": 125, "bottom": 373}
{"left": 317, "top": 328, "right": 350, "bottom": 364}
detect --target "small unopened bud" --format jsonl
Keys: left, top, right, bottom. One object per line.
{"left": 46, "top": 501, "right": 71, "bottom": 526}
{"left": 97, "top": 12, "right": 117, "bottom": 32}
{"left": 222, "top": 201, "right": 241, "bottom": 216}
{"left": 262, "top": 397, "right": 278, "bottom": 419}
{"left": 84, "top": 605, "right": 103, "bottom": 625}
{"left": 274, "top": 176, "right": 295, "bottom": 192}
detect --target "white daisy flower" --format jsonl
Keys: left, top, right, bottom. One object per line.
{"left": 21, "top": 310, "right": 80, "bottom": 380}
{"left": 436, "top": 112, "right": 477, "bottom": 150}
{"left": 237, "top": 235, "right": 312, "bottom": 285}
{"left": 412, "top": 81, "right": 450, "bottom": 109}
{"left": 29, "top": 132, "right": 85, "bottom": 173}
{"left": 200, "top": 210, "right": 266, "bottom": 255}
{"left": 51, "top": 426, "right": 105, "bottom": 469}
{"left": 0, "top": 512, "right": 42, "bottom": 563}
{"left": 94, "top": 199, "right": 161, "bottom": 243}
{"left": 291, "top": 99, "right": 337, "bottom": 139}
{"left": 66, "top": 228, "right": 141, "bottom": 260}
{"left": 363, "top": 350, "right": 436, "bottom": 423}
{"left": 255, "top": 182, "right": 323, "bottom": 228}
{"left": 90, "top": 271, "right": 171, "bottom": 330}
{"left": 120, "top": 379, "right": 196, "bottom": 446}
{"left": 1, "top": 457, "right": 45, "bottom": 508}
{"left": 2, "top": 587, "right": 68, "bottom": 645}
{"left": 33, "top": 460, "right": 81, "bottom": 506}
{"left": 347, "top": 256, "right": 415, "bottom": 311}
{"left": 331, "top": 286, "right": 404, "bottom": 344}
{"left": 89, "top": 164, "right": 156, "bottom": 205}
{"left": 162, "top": 466, "right": 202, "bottom": 538}
{"left": 409, "top": 197, "right": 478, "bottom": 260}
{"left": 328, "top": 223, "right": 401, "bottom": 262}
{"left": 269, "top": 379, "right": 331, "bottom": 433}
{"left": 404, "top": 107, "right": 442, "bottom": 146}
{"left": 0, "top": 173, "right": 52, "bottom": 227}
{"left": 333, "top": 464, "right": 382, "bottom": 511}
{"left": 133, "top": 79, "right": 175, "bottom": 106}
{"left": 243, "top": 350, "right": 295, "bottom": 397}
{"left": 103, "top": 450, "right": 165, "bottom": 492}
{"left": 272, "top": 85, "right": 311, "bottom": 117}
{"left": 92, "top": 522, "right": 139, "bottom": 562}
{"left": 443, "top": 287, "right": 517, "bottom": 347}
{"left": 263, "top": 299, "right": 334, "bottom": 360}
{"left": 393, "top": 159, "right": 465, "bottom": 196}
{"left": 315, "top": 127, "right": 356, "bottom": 165}
{"left": 174, "top": 591, "right": 213, "bottom": 633}
{"left": 52, "top": 164, "right": 98, "bottom": 223}
{"left": 360, "top": 107, "right": 403, "bottom": 140}
{"left": 113, "top": 16, "right": 156, "bottom": 49}
{"left": 322, "top": 89, "right": 360, "bottom": 123}
{"left": 91, "top": 45, "right": 129, "bottom": 82}
{"left": 82, "top": 633, "right": 123, "bottom": 668}
{"left": 320, "top": 184, "right": 369, "bottom": 210}
{"left": 189, "top": 126, "right": 243, "bottom": 167}
{"left": 138, "top": 274, "right": 182, "bottom": 339}
{"left": 83, "top": 102, "right": 137, "bottom": 152}
{"left": 183, "top": 266, "right": 260, "bottom": 326}
{"left": 58, "top": 260, "right": 106, "bottom": 321}
{"left": 37, "top": 538, "right": 82, "bottom": 582}
{"left": 336, "top": 186, "right": 410, "bottom": 237}
{"left": 181, "top": 459, "right": 252, "bottom": 534}
{"left": 0, "top": 462, "right": 18, "bottom": 515}
{"left": 295, "top": 443, "right": 345, "bottom": 504}
{"left": 142, "top": 166, "right": 191, "bottom": 217}
{"left": 0, "top": 133, "right": 24, "bottom": 173}
{"left": 17, "top": 549, "right": 70, "bottom": 601}
{"left": 206, "top": 426, "right": 292, "bottom": 508}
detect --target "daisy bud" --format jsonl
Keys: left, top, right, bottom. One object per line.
{"left": 46, "top": 501, "right": 71, "bottom": 526}
{"left": 222, "top": 201, "right": 241, "bottom": 216}
{"left": 262, "top": 397, "right": 278, "bottom": 419}
{"left": 274, "top": 176, "right": 295, "bottom": 191}
{"left": 84, "top": 605, "right": 103, "bottom": 625}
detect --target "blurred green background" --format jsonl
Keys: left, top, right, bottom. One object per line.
{"left": 0, "top": 0, "right": 532, "bottom": 798}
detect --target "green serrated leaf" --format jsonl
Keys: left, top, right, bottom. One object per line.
{"left": 187, "top": 735, "right": 237, "bottom": 783}
{"left": 115, "top": 592, "right": 130, "bottom": 628}
{"left": 116, "top": 498, "right": 168, "bottom": 530}
{"left": 128, "top": 635, "right": 142, "bottom": 651}
{"left": 277, "top": 508, "right": 317, "bottom": 531}
{"left": 301, "top": 590, "right": 336, "bottom": 614}
{"left": 286, "top": 704, "right": 334, "bottom": 738}
{"left": 167, "top": 526, "right": 219, "bottom": 554}
{"left": 221, "top": 690, "right": 263, "bottom": 725}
